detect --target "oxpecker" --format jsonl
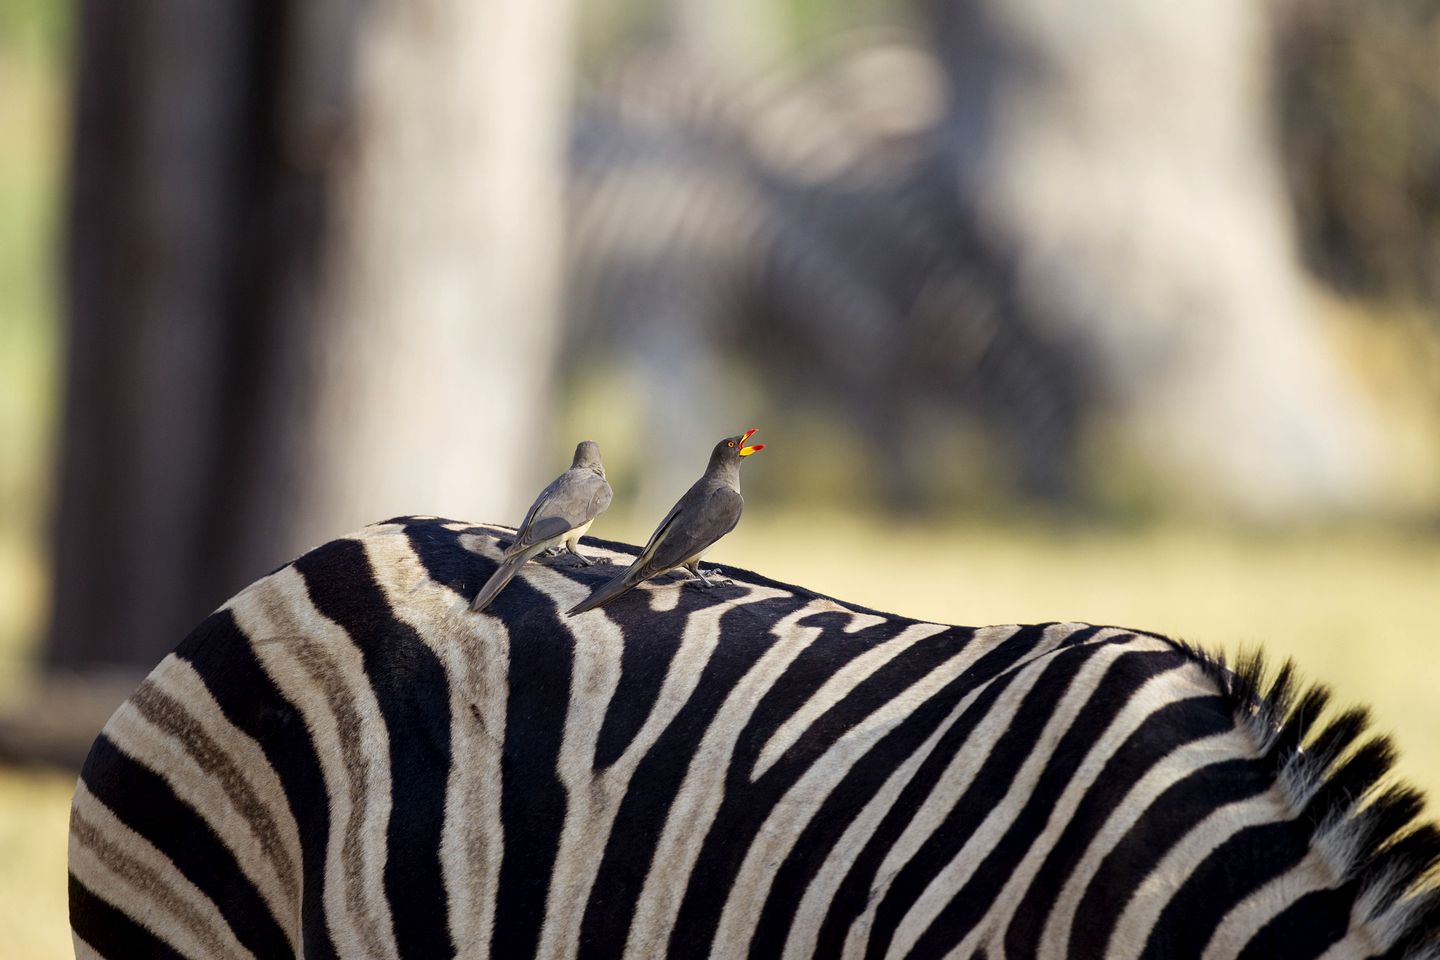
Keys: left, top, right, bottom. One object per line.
{"left": 471, "top": 440, "right": 613, "bottom": 612}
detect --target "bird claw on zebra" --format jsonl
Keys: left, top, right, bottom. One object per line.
{"left": 687, "top": 567, "right": 733, "bottom": 589}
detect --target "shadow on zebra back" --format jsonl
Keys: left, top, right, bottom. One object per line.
{"left": 68, "top": 515, "right": 1440, "bottom": 959}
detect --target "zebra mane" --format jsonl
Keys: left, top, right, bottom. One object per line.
{"left": 1166, "top": 639, "right": 1440, "bottom": 957}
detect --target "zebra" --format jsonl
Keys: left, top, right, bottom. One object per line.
{"left": 566, "top": 39, "right": 1088, "bottom": 508}
{"left": 69, "top": 515, "right": 1440, "bottom": 959}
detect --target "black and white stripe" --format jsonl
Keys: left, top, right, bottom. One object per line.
{"left": 69, "top": 515, "right": 1440, "bottom": 958}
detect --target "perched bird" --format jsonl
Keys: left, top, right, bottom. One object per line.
{"left": 471, "top": 440, "right": 613, "bottom": 612}
{"left": 568, "top": 428, "right": 764, "bottom": 616}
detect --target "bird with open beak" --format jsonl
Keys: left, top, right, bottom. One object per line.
{"left": 567, "top": 429, "right": 764, "bottom": 616}
{"left": 471, "top": 440, "right": 613, "bottom": 612}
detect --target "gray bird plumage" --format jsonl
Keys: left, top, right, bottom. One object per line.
{"left": 471, "top": 440, "right": 613, "bottom": 612}
{"left": 568, "top": 430, "right": 763, "bottom": 616}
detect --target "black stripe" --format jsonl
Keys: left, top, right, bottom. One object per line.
{"left": 577, "top": 592, "right": 811, "bottom": 960}
{"left": 860, "top": 639, "right": 1111, "bottom": 960}
{"left": 402, "top": 518, "right": 499, "bottom": 601}
{"left": 583, "top": 576, "right": 783, "bottom": 753}
{"left": 175, "top": 608, "right": 337, "bottom": 960}
{"left": 70, "top": 873, "right": 188, "bottom": 960}
{"left": 736, "top": 613, "right": 943, "bottom": 780}
{"left": 902, "top": 648, "right": 1188, "bottom": 958}
{"left": 592, "top": 589, "right": 704, "bottom": 770}
{"left": 1140, "top": 820, "right": 1311, "bottom": 959}
{"left": 1067, "top": 757, "right": 1273, "bottom": 957}
{"left": 482, "top": 566, "right": 579, "bottom": 960}
{"left": 293, "top": 537, "right": 455, "bottom": 960}
{"left": 666, "top": 616, "right": 958, "bottom": 956}
{"left": 1236, "top": 883, "right": 1352, "bottom": 960}
{"left": 744, "top": 627, "right": 984, "bottom": 957}
{"left": 1001, "top": 692, "right": 1234, "bottom": 958}
{"left": 79, "top": 735, "right": 294, "bottom": 960}
{"left": 810, "top": 623, "right": 1056, "bottom": 956}
{"left": 1057, "top": 623, "right": 1108, "bottom": 648}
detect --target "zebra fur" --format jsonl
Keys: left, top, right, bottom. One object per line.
{"left": 69, "top": 515, "right": 1440, "bottom": 959}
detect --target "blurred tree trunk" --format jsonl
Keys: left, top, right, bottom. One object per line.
{"left": 46, "top": 0, "right": 573, "bottom": 673}
{"left": 928, "top": 0, "right": 1380, "bottom": 517}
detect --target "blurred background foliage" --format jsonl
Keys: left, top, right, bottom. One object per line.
{"left": 1, "top": 0, "right": 1439, "bottom": 955}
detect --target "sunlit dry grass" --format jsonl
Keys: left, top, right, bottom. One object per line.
{"left": 0, "top": 766, "right": 75, "bottom": 960}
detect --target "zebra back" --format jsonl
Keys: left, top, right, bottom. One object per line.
{"left": 69, "top": 515, "right": 1440, "bottom": 959}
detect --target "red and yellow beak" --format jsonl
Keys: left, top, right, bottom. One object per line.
{"left": 738, "top": 427, "right": 764, "bottom": 457}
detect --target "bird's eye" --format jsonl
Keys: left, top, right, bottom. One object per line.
{"left": 728, "top": 441, "right": 735, "bottom": 447}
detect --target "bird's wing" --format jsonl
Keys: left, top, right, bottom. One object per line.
{"left": 636, "top": 477, "right": 705, "bottom": 558}
{"left": 514, "top": 471, "right": 612, "bottom": 552}
{"left": 632, "top": 500, "right": 685, "bottom": 569}
{"left": 590, "top": 479, "right": 614, "bottom": 518}
{"left": 510, "top": 474, "right": 572, "bottom": 550}
{"left": 514, "top": 486, "right": 549, "bottom": 537}
{"left": 644, "top": 484, "right": 743, "bottom": 574}
{"left": 551, "top": 472, "right": 611, "bottom": 529}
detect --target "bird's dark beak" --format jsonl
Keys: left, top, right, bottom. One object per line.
{"left": 738, "top": 427, "right": 764, "bottom": 457}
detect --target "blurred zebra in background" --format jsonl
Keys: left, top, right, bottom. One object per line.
{"left": 70, "top": 517, "right": 1440, "bottom": 959}
{"left": 565, "top": 37, "right": 1088, "bottom": 510}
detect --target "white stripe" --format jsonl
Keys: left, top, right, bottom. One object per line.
{"left": 227, "top": 564, "right": 401, "bottom": 960}
{"left": 70, "top": 781, "right": 255, "bottom": 960}
{"left": 148, "top": 656, "right": 302, "bottom": 940}
{"left": 716, "top": 622, "right": 1007, "bottom": 953}
{"left": 779, "top": 628, "right": 1025, "bottom": 960}
{"left": 752, "top": 621, "right": 951, "bottom": 780}
{"left": 887, "top": 637, "right": 1144, "bottom": 960}
{"left": 1315, "top": 922, "right": 1382, "bottom": 960}
{"left": 835, "top": 623, "right": 1098, "bottom": 958}
{"left": 916, "top": 638, "right": 1204, "bottom": 959}
{"left": 100, "top": 673, "right": 300, "bottom": 953}
{"left": 365, "top": 528, "right": 508, "bottom": 960}
{"left": 1105, "top": 791, "right": 1293, "bottom": 959}
{"left": 72, "top": 934, "right": 104, "bottom": 960}
{"left": 621, "top": 599, "right": 841, "bottom": 958}
{"left": 1038, "top": 719, "right": 1258, "bottom": 958}
{"left": 542, "top": 577, "right": 797, "bottom": 959}
{"left": 1330, "top": 858, "right": 1415, "bottom": 957}
{"left": 1202, "top": 851, "right": 1335, "bottom": 960}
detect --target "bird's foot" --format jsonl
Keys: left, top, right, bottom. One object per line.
{"left": 566, "top": 550, "right": 595, "bottom": 567}
{"left": 687, "top": 567, "right": 733, "bottom": 589}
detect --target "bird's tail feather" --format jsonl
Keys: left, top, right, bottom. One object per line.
{"left": 471, "top": 553, "right": 529, "bottom": 612}
{"left": 567, "top": 572, "right": 639, "bottom": 616}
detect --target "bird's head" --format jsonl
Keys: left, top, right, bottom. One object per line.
{"left": 712, "top": 428, "right": 764, "bottom": 467}
{"left": 572, "top": 440, "right": 605, "bottom": 474}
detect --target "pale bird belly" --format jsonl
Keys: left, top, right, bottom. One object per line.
{"left": 567, "top": 519, "right": 594, "bottom": 548}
